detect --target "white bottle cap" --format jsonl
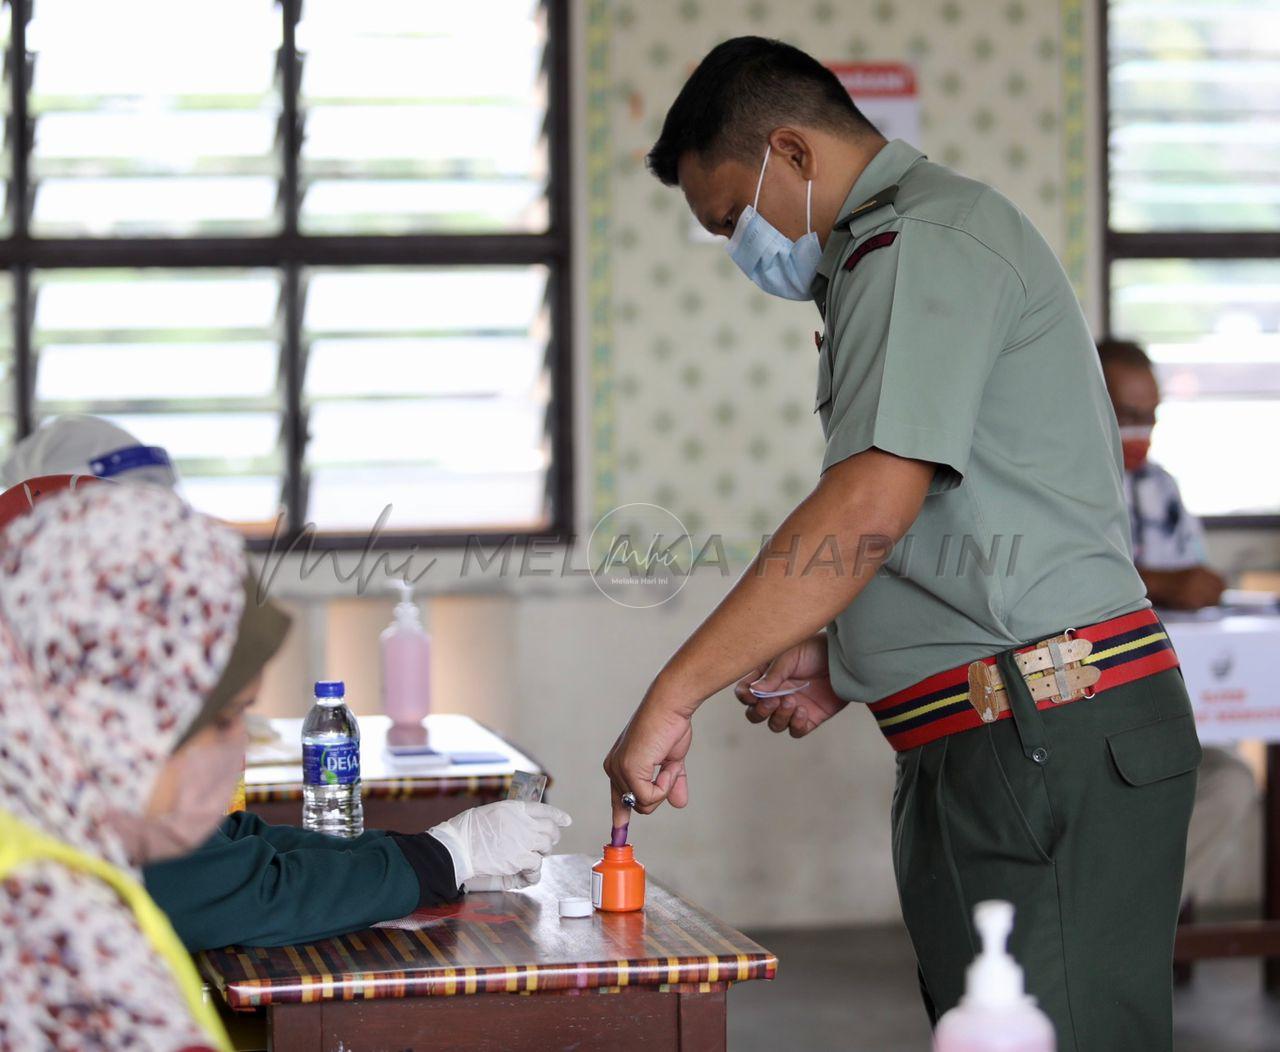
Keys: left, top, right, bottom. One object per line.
{"left": 964, "top": 900, "right": 1026, "bottom": 1008}
{"left": 559, "top": 897, "right": 592, "bottom": 918}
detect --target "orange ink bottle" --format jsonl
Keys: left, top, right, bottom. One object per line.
{"left": 591, "top": 845, "right": 645, "bottom": 912}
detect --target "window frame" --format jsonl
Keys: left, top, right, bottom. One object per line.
{"left": 1098, "top": 0, "right": 1280, "bottom": 528}
{"left": 0, "top": 0, "right": 574, "bottom": 551}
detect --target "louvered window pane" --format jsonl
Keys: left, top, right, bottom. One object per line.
{"left": 1111, "top": 259, "right": 1280, "bottom": 515}
{"left": 32, "top": 270, "right": 285, "bottom": 530}
{"left": 1108, "top": 1, "right": 1280, "bottom": 231}
{"left": 0, "top": 277, "right": 13, "bottom": 461}
{"left": 301, "top": 267, "right": 550, "bottom": 532}
{"left": 0, "top": 13, "right": 9, "bottom": 239}
{"left": 27, "top": 0, "right": 282, "bottom": 236}
{"left": 297, "top": 0, "right": 548, "bottom": 234}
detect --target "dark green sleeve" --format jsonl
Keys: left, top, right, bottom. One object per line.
{"left": 144, "top": 815, "right": 461, "bottom": 951}
{"left": 219, "top": 810, "right": 392, "bottom": 852}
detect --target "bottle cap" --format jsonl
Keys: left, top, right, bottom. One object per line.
{"left": 315, "top": 680, "right": 346, "bottom": 698}
{"left": 559, "top": 897, "right": 592, "bottom": 918}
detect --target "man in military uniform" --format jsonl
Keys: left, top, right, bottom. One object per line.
{"left": 602, "top": 37, "right": 1200, "bottom": 1051}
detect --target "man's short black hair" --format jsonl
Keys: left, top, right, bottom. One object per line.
{"left": 646, "top": 36, "right": 879, "bottom": 187}
{"left": 1097, "top": 338, "right": 1152, "bottom": 372}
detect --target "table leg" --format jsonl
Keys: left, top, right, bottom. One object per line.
{"left": 677, "top": 989, "right": 727, "bottom": 1050}
{"left": 1265, "top": 744, "right": 1280, "bottom": 993}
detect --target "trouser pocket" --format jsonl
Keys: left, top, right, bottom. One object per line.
{"left": 1107, "top": 713, "right": 1202, "bottom": 787}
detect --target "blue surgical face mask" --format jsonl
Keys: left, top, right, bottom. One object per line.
{"left": 726, "top": 146, "right": 823, "bottom": 301}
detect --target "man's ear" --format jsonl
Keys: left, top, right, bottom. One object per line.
{"left": 766, "top": 127, "right": 815, "bottom": 180}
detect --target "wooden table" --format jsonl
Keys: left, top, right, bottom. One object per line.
{"left": 1163, "top": 610, "right": 1280, "bottom": 989}
{"left": 200, "top": 854, "right": 776, "bottom": 1051}
{"left": 245, "top": 714, "right": 545, "bottom": 833}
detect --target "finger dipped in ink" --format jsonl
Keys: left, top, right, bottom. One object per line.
{"left": 610, "top": 822, "right": 629, "bottom": 847}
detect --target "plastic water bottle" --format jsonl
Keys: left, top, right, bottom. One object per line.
{"left": 933, "top": 901, "right": 1055, "bottom": 1051}
{"left": 301, "top": 680, "right": 364, "bottom": 837}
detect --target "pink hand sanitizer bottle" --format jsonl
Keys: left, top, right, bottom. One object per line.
{"left": 933, "top": 901, "right": 1056, "bottom": 1052}
{"left": 380, "top": 580, "right": 431, "bottom": 728}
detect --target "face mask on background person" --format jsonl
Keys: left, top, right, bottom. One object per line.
{"left": 106, "top": 712, "right": 250, "bottom": 864}
{"left": 1118, "top": 424, "right": 1153, "bottom": 472}
{"left": 727, "top": 145, "right": 823, "bottom": 301}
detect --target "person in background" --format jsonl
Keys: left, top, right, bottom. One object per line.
{"left": 1, "top": 413, "right": 179, "bottom": 489}
{"left": 1, "top": 412, "right": 572, "bottom": 952}
{"left": 1099, "top": 338, "right": 1256, "bottom": 904}
{"left": 0, "top": 484, "right": 248, "bottom": 1050}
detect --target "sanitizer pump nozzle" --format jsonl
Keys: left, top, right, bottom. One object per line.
{"left": 968, "top": 901, "right": 1022, "bottom": 1007}
{"left": 933, "top": 901, "right": 1056, "bottom": 1051}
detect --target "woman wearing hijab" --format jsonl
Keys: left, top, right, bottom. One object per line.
{"left": 2, "top": 414, "right": 572, "bottom": 957}
{"left": 0, "top": 483, "right": 245, "bottom": 1050}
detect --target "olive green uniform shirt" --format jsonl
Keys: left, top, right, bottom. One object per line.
{"left": 811, "top": 140, "right": 1147, "bottom": 702}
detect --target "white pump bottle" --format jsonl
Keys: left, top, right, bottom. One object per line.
{"left": 933, "top": 901, "right": 1056, "bottom": 1052}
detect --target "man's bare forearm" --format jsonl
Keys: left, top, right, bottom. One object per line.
{"left": 652, "top": 450, "right": 934, "bottom": 715}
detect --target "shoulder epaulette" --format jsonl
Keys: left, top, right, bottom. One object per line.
{"left": 835, "top": 184, "right": 899, "bottom": 228}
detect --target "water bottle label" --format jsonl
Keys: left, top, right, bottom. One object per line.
{"left": 303, "top": 741, "right": 361, "bottom": 786}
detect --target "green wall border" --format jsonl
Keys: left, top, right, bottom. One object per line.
{"left": 1061, "top": 0, "right": 1088, "bottom": 301}
{"left": 585, "top": 0, "right": 615, "bottom": 523}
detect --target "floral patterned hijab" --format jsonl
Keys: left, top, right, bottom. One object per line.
{"left": 0, "top": 484, "right": 245, "bottom": 1050}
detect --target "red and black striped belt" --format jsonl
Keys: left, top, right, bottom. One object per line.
{"left": 869, "top": 608, "right": 1179, "bottom": 752}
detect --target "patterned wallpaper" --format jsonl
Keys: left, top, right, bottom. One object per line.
{"left": 586, "top": 0, "right": 1086, "bottom": 552}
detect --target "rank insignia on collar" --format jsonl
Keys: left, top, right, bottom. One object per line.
{"left": 842, "top": 230, "right": 898, "bottom": 272}
{"left": 836, "top": 184, "right": 899, "bottom": 228}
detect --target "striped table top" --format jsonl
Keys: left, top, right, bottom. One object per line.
{"left": 200, "top": 854, "right": 778, "bottom": 1008}
{"left": 244, "top": 713, "right": 544, "bottom": 803}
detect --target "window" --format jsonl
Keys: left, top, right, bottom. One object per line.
{"left": 0, "top": 0, "right": 571, "bottom": 546}
{"left": 1103, "top": 1, "right": 1280, "bottom": 520}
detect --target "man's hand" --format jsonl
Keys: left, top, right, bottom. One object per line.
{"left": 599, "top": 450, "right": 931, "bottom": 828}
{"left": 604, "top": 694, "right": 693, "bottom": 828}
{"left": 733, "top": 633, "right": 849, "bottom": 737}
{"left": 1140, "top": 565, "right": 1226, "bottom": 611}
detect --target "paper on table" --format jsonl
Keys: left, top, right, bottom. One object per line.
{"left": 245, "top": 741, "right": 301, "bottom": 767}
{"left": 381, "top": 748, "right": 451, "bottom": 771}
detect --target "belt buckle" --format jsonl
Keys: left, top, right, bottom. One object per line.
{"left": 967, "top": 660, "right": 1004, "bottom": 723}
{"left": 1030, "top": 630, "right": 1100, "bottom": 703}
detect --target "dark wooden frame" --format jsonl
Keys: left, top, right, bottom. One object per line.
{"left": 1097, "top": 0, "right": 1280, "bottom": 530}
{"left": 265, "top": 988, "right": 728, "bottom": 1052}
{"left": 1101, "top": 1, "right": 1280, "bottom": 990}
{"left": 2, "top": 0, "right": 575, "bottom": 552}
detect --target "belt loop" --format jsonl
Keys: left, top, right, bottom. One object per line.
{"left": 995, "top": 647, "right": 1050, "bottom": 765}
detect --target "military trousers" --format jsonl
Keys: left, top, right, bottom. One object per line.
{"left": 891, "top": 646, "right": 1201, "bottom": 1051}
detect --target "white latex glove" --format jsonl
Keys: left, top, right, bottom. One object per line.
{"left": 429, "top": 800, "right": 571, "bottom": 888}
{"left": 464, "top": 867, "right": 541, "bottom": 893}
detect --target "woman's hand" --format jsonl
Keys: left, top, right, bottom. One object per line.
{"left": 733, "top": 633, "right": 848, "bottom": 737}
{"left": 429, "top": 800, "right": 571, "bottom": 888}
